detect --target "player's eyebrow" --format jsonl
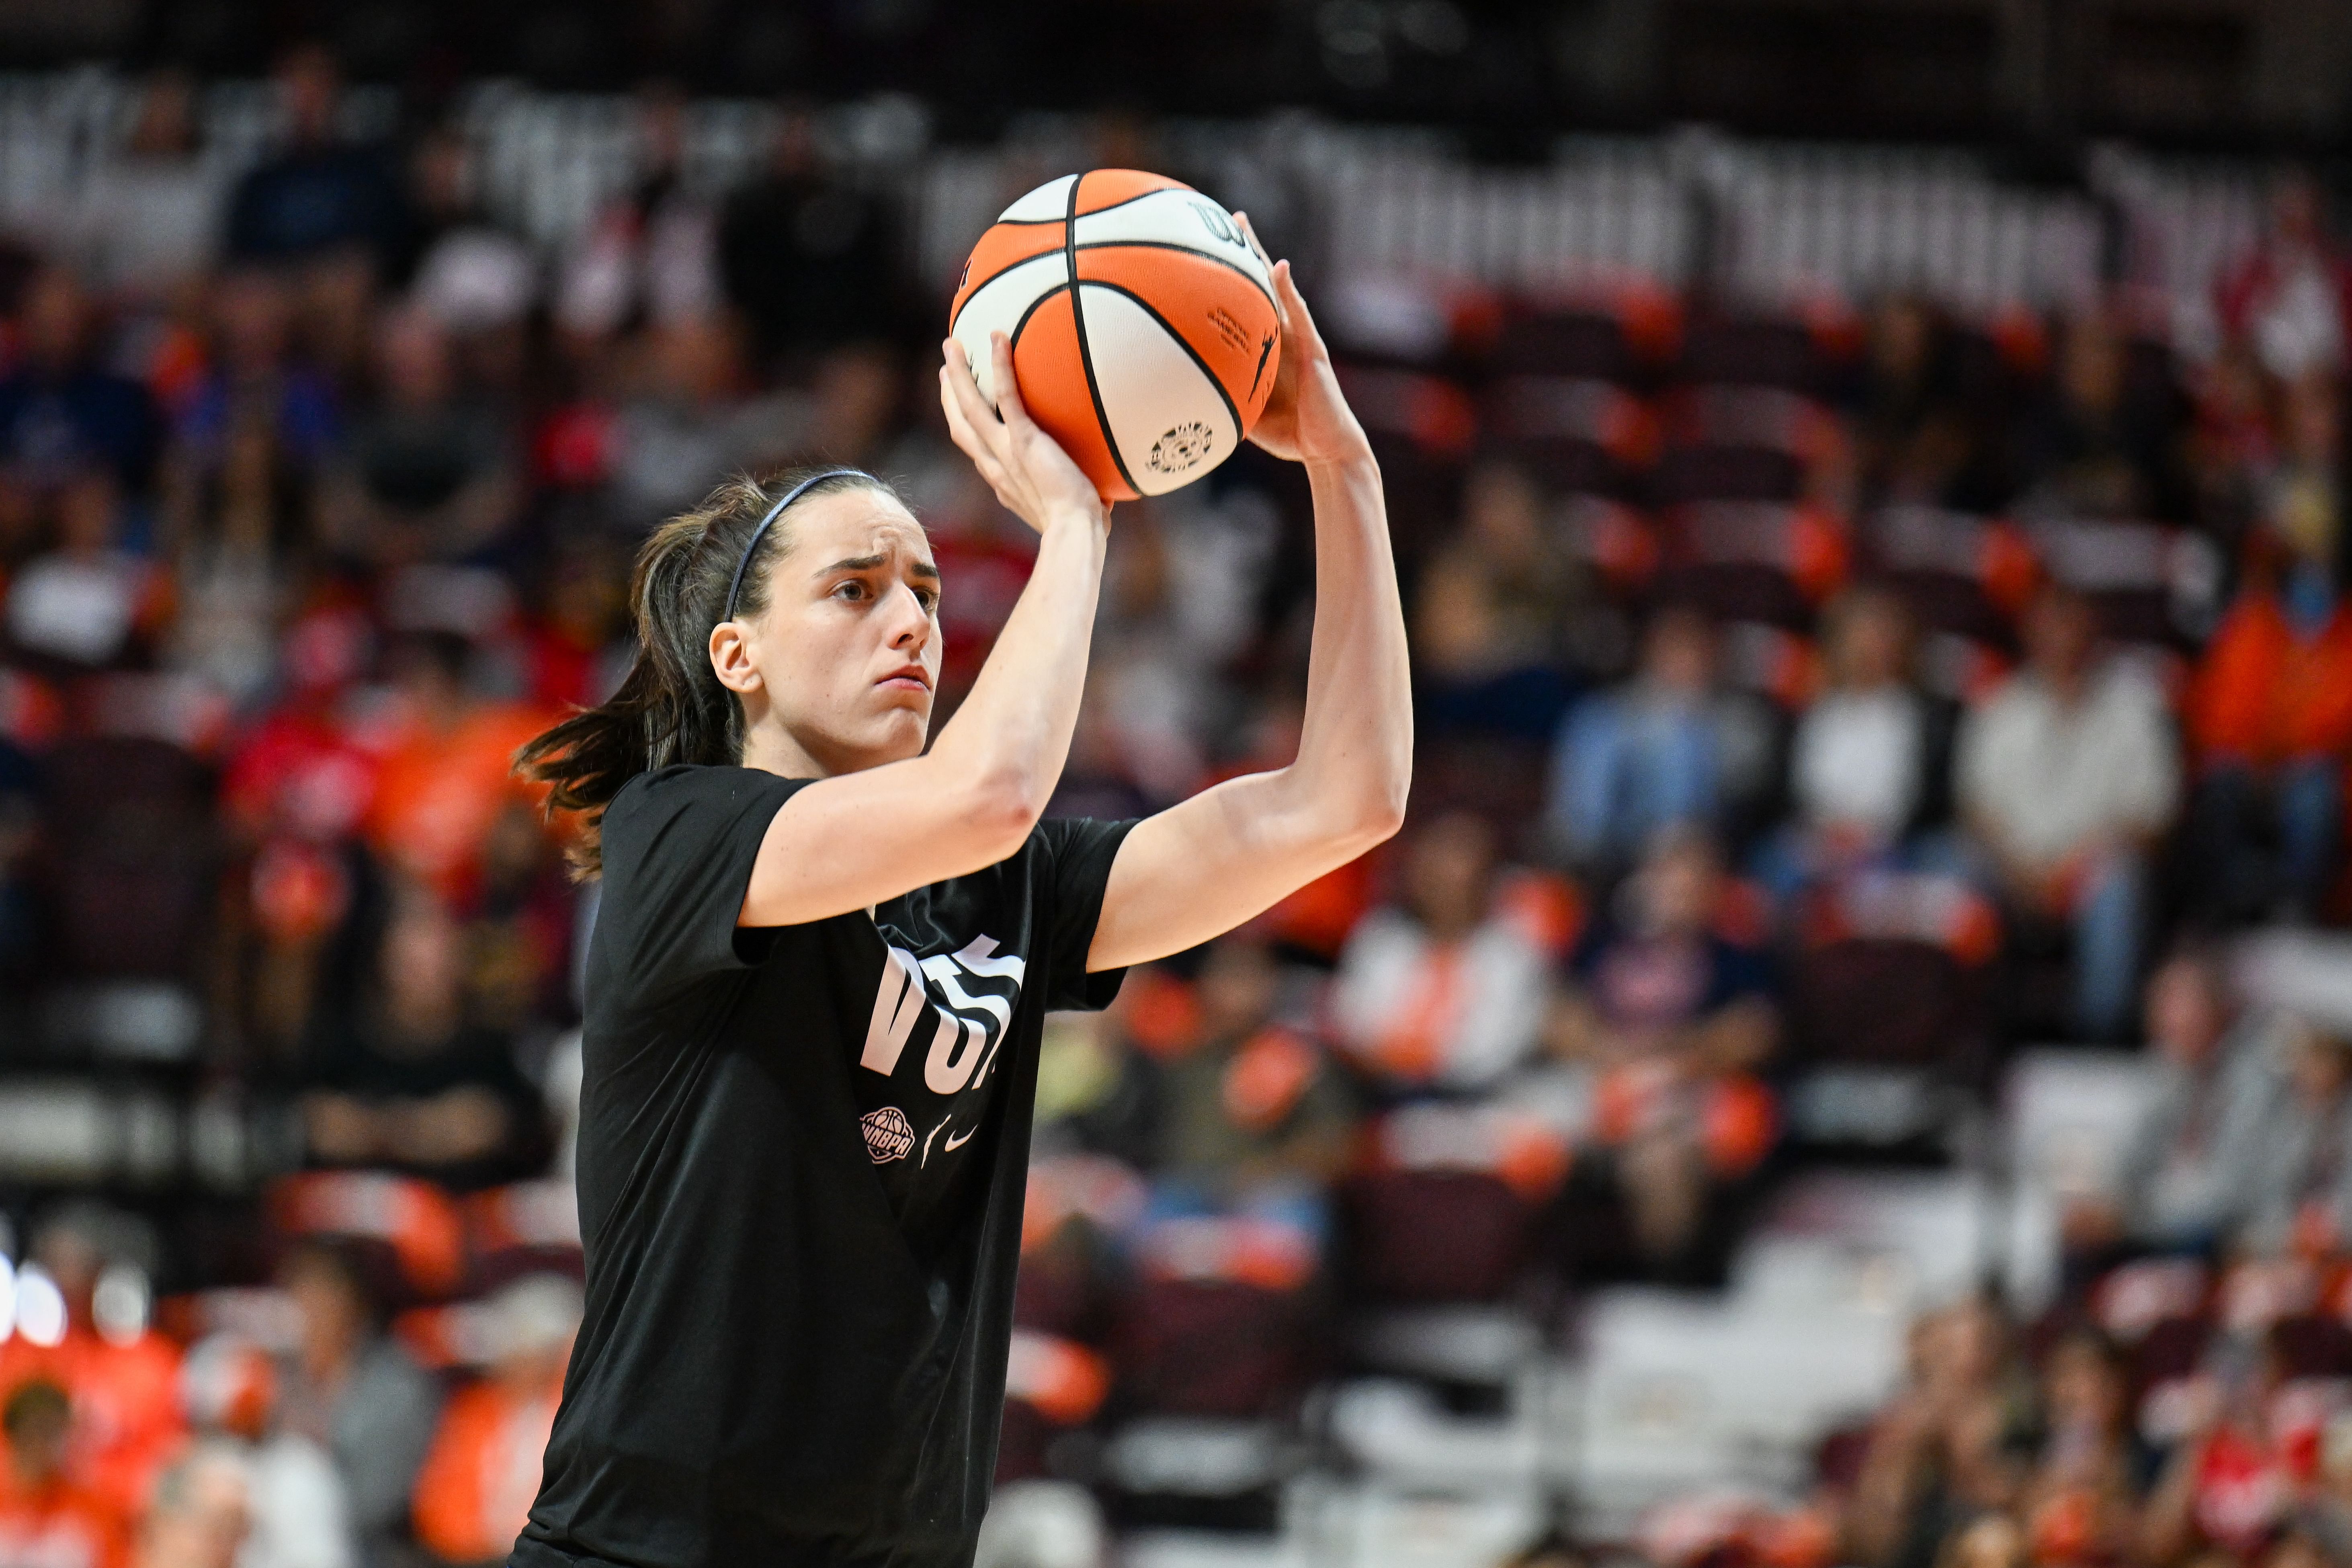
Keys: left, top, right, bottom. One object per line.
{"left": 819, "top": 553, "right": 940, "bottom": 580}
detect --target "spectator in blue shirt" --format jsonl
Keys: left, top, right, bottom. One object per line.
{"left": 162, "top": 270, "right": 341, "bottom": 551}
{"left": 0, "top": 265, "right": 160, "bottom": 495}
{"left": 223, "top": 45, "right": 406, "bottom": 275}
{"left": 1545, "top": 605, "right": 1776, "bottom": 882}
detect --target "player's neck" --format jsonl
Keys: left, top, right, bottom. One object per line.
{"left": 740, "top": 719, "right": 914, "bottom": 783}
{"left": 740, "top": 722, "right": 832, "bottom": 781}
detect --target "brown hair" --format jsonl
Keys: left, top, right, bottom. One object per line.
{"left": 514, "top": 467, "right": 898, "bottom": 876}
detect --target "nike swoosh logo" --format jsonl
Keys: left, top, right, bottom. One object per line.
{"left": 942, "top": 1126, "right": 977, "bottom": 1152}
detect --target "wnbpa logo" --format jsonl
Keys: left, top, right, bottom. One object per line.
{"left": 861, "top": 936, "right": 1027, "bottom": 1096}
{"left": 859, "top": 1107, "right": 916, "bottom": 1163}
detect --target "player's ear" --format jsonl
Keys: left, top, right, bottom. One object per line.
{"left": 709, "top": 619, "right": 763, "bottom": 695}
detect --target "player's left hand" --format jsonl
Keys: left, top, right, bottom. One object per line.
{"left": 1235, "top": 214, "right": 1373, "bottom": 469}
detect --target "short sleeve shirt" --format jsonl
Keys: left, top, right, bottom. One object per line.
{"left": 512, "top": 766, "right": 1133, "bottom": 1568}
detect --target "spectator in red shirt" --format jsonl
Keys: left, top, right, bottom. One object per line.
{"left": 516, "top": 536, "right": 628, "bottom": 712}
{"left": 2141, "top": 1327, "right": 2304, "bottom": 1566}
{"left": 214, "top": 605, "right": 381, "bottom": 1067}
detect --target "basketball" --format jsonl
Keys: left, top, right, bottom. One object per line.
{"left": 949, "top": 170, "right": 1283, "bottom": 502}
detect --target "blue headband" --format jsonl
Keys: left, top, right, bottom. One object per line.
{"left": 723, "top": 468, "right": 873, "bottom": 622}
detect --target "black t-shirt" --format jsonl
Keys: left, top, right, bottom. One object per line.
{"left": 511, "top": 765, "right": 1134, "bottom": 1568}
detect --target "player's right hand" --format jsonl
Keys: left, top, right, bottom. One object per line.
{"left": 939, "top": 333, "right": 1107, "bottom": 535}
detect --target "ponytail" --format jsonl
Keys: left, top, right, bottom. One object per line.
{"left": 516, "top": 467, "right": 893, "bottom": 877}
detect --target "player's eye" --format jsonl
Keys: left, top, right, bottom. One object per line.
{"left": 833, "top": 580, "right": 869, "bottom": 602}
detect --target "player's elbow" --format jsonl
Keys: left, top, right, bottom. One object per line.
{"left": 1342, "top": 791, "right": 1408, "bottom": 856}
{"left": 1275, "top": 740, "right": 1410, "bottom": 850}
{"left": 962, "top": 769, "right": 1048, "bottom": 861}
{"left": 1346, "top": 751, "right": 1412, "bottom": 848}
{"left": 1304, "top": 769, "right": 1409, "bottom": 859}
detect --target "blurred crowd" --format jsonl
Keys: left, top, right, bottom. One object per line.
{"left": 1602, "top": 946, "right": 2352, "bottom": 1568}
{"left": 1, "top": 38, "right": 2351, "bottom": 1568}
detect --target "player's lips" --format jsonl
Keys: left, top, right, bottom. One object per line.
{"left": 878, "top": 665, "right": 932, "bottom": 693}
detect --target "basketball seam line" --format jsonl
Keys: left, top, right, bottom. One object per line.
{"left": 951, "top": 250, "right": 1067, "bottom": 336}
{"left": 1068, "top": 239, "right": 1277, "bottom": 310}
{"left": 1078, "top": 277, "right": 1246, "bottom": 466}
{"left": 1005, "top": 281, "right": 1068, "bottom": 349}
{"left": 1066, "top": 175, "right": 1139, "bottom": 498}
{"left": 955, "top": 238, "right": 1269, "bottom": 334}
{"left": 963, "top": 238, "right": 1270, "bottom": 316}
{"left": 990, "top": 188, "right": 1170, "bottom": 226}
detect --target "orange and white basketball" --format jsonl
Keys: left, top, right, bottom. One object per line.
{"left": 949, "top": 170, "right": 1282, "bottom": 502}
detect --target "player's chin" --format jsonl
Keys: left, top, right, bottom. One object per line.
{"left": 865, "top": 703, "right": 931, "bottom": 760}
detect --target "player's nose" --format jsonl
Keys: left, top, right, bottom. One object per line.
{"left": 885, "top": 581, "right": 932, "bottom": 650}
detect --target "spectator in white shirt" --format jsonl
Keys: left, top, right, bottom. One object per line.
{"left": 1956, "top": 582, "right": 2180, "bottom": 1039}
{"left": 553, "top": 83, "right": 720, "bottom": 346}
{"left": 1330, "top": 812, "right": 1549, "bottom": 1095}
{"left": 67, "top": 70, "right": 223, "bottom": 302}
{"left": 2097, "top": 946, "right": 2284, "bottom": 1250}
{"left": 2228, "top": 1019, "right": 2352, "bottom": 1255}
{"left": 179, "top": 1334, "right": 353, "bottom": 1568}
{"left": 5, "top": 469, "right": 156, "bottom": 669}
{"left": 2216, "top": 172, "right": 2352, "bottom": 385}
{"left": 1755, "top": 586, "right": 1951, "bottom": 902}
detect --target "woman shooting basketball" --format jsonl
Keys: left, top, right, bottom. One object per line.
{"left": 505, "top": 241, "right": 1409, "bottom": 1567}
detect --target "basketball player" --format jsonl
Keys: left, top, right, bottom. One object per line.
{"left": 506, "top": 246, "right": 1409, "bottom": 1566}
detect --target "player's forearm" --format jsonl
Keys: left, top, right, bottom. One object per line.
{"left": 926, "top": 507, "right": 1110, "bottom": 838}
{"left": 1278, "top": 452, "right": 1411, "bottom": 847}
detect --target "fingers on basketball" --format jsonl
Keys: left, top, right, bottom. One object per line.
{"left": 1271, "top": 261, "right": 1315, "bottom": 351}
{"left": 1234, "top": 211, "right": 1274, "bottom": 271}
{"left": 940, "top": 374, "right": 1007, "bottom": 486}
{"left": 988, "top": 332, "right": 1035, "bottom": 434}
{"left": 940, "top": 342, "right": 1007, "bottom": 452}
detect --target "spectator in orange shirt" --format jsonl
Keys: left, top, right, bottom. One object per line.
{"left": 360, "top": 631, "right": 554, "bottom": 906}
{"left": 0, "top": 1207, "right": 183, "bottom": 1520}
{"left": 411, "top": 1276, "right": 581, "bottom": 1567}
{"left": 2186, "top": 527, "right": 2352, "bottom": 922}
{"left": 0, "top": 1381, "right": 127, "bottom": 1568}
